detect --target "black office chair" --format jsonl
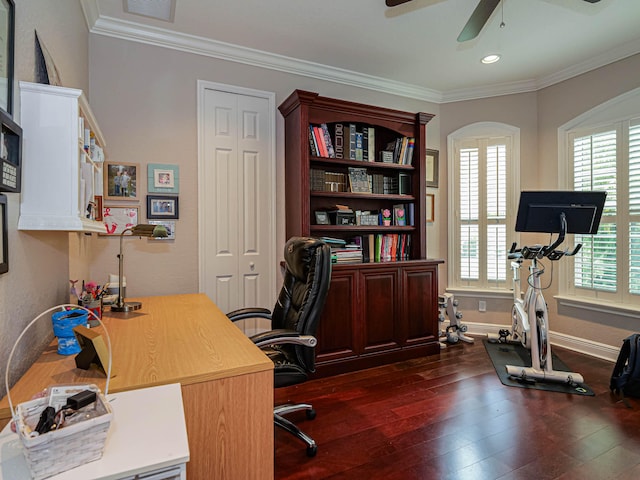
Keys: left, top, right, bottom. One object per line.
{"left": 226, "top": 237, "right": 332, "bottom": 457}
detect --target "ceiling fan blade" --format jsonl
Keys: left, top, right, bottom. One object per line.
{"left": 457, "top": 0, "right": 501, "bottom": 42}
{"left": 386, "top": 0, "right": 413, "bottom": 7}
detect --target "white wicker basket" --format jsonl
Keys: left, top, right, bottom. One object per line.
{"left": 5, "top": 304, "right": 114, "bottom": 480}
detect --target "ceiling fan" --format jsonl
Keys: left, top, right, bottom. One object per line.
{"left": 385, "top": 0, "right": 602, "bottom": 42}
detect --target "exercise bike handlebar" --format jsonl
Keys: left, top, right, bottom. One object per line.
{"left": 508, "top": 213, "right": 582, "bottom": 261}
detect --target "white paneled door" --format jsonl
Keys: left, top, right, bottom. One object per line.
{"left": 198, "top": 82, "right": 276, "bottom": 321}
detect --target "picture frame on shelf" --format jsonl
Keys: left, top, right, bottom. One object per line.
{"left": 0, "top": 194, "right": 7, "bottom": 273}
{"left": 149, "top": 220, "right": 176, "bottom": 240}
{"left": 101, "top": 205, "right": 139, "bottom": 235}
{"left": 0, "top": 0, "right": 14, "bottom": 115}
{"left": 147, "top": 163, "right": 179, "bottom": 194}
{"left": 315, "top": 211, "right": 330, "bottom": 225}
{"left": 0, "top": 108, "right": 21, "bottom": 193}
{"left": 104, "top": 162, "right": 139, "bottom": 201}
{"left": 147, "top": 195, "right": 179, "bottom": 219}
{"left": 426, "top": 194, "right": 435, "bottom": 223}
{"left": 425, "top": 149, "right": 439, "bottom": 188}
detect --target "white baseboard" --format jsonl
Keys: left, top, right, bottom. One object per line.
{"left": 457, "top": 321, "right": 619, "bottom": 363}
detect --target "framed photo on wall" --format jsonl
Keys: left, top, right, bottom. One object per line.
{"left": 0, "top": 0, "right": 15, "bottom": 115}
{"left": 0, "top": 194, "right": 7, "bottom": 273}
{"left": 101, "top": 205, "right": 139, "bottom": 235}
{"left": 0, "top": 108, "right": 21, "bottom": 193}
{"left": 425, "top": 149, "right": 439, "bottom": 188}
{"left": 148, "top": 163, "right": 179, "bottom": 194}
{"left": 147, "top": 195, "right": 179, "bottom": 219}
{"left": 149, "top": 220, "right": 176, "bottom": 240}
{"left": 104, "top": 162, "right": 139, "bottom": 201}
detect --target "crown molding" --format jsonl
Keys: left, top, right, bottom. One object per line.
{"left": 81, "top": 0, "right": 640, "bottom": 105}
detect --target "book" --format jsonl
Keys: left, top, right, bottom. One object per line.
{"left": 321, "top": 123, "right": 336, "bottom": 158}
{"left": 355, "top": 132, "right": 363, "bottom": 161}
{"left": 405, "top": 137, "right": 415, "bottom": 166}
{"left": 367, "top": 127, "right": 375, "bottom": 162}
{"left": 333, "top": 123, "right": 344, "bottom": 159}
{"left": 348, "top": 167, "right": 371, "bottom": 193}
{"left": 308, "top": 126, "right": 319, "bottom": 156}
{"left": 348, "top": 124, "right": 357, "bottom": 160}
{"left": 362, "top": 128, "right": 368, "bottom": 161}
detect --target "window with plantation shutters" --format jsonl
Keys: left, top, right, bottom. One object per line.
{"left": 449, "top": 123, "right": 519, "bottom": 291}
{"left": 566, "top": 118, "right": 640, "bottom": 306}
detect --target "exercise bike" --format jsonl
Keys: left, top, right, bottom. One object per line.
{"left": 500, "top": 190, "right": 607, "bottom": 385}
{"left": 506, "top": 232, "right": 582, "bottom": 384}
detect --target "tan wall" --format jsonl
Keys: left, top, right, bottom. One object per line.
{"left": 86, "top": 35, "right": 441, "bottom": 297}
{"left": 0, "top": 0, "right": 89, "bottom": 399}
{"left": 439, "top": 54, "right": 640, "bottom": 350}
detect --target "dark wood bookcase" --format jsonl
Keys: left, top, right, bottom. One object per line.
{"left": 279, "top": 90, "right": 442, "bottom": 377}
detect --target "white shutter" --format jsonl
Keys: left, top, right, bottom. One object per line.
{"left": 460, "top": 148, "right": 479, "bottom": 280}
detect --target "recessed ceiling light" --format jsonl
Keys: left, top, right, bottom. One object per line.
{"left": 124, "top": 0, "right": 176, "bottom": 23}
{"left": 481, "top": 54, "right": 501, "bottom": 64}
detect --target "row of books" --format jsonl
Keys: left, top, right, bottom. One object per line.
{"left": 383, "top": 137, "right": 416, "bottom": 166}
{"left": 310, "top": 169, "right": 348, "bottom": 192}
{"left": 308, "top": 122, "right": 415, "bottom": 165}
{"left": 319, "top": 234, "right": 412, "bottom": 263}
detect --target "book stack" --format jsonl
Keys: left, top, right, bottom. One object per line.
{"left": 319, "top": 237, "right": 363, "bottom": 264}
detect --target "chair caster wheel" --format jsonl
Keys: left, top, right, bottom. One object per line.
{"left": 306, "top": 408, "right": 316, "bottom": 420}
{"left": 306, "top": 445, "right": 317, "bottom": 457}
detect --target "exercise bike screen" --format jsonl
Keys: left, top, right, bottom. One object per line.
{"left": 515, "top": 191, "right": 606, "bottom": 235}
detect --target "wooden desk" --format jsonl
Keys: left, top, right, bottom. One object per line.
{"left": 0, "top": 294, "right": 274, "bottom": 480}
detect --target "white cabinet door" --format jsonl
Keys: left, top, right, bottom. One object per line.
{"left": 198, "top": 83, "right": 276, "bottom": 327}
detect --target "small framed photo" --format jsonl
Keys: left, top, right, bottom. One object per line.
{"left": 104, "top": 162, "right": 139, "bottom": 201}
{"left": 425, "top": 149, "right": 439, "bottom": 189}
{"left": 315, "top": 211, "right": 330, "bottom": 225}
{"left": 0, "top": 194, "right": 7, "bottom": 274}
{"left": 148, "top": 163, "right": 179, "bottom": 194}
{"left": 147, "top": 195, "right": 179, "bottom": 219}
{"left": 426, "top": 194, "right": 435, "bottom": 223}
{"left": 101, "top": 205, "right": 139, "bottom": 235}
{"left": 149, "top": 220, "right": 176, "bottom": 240}
{"left": 0, "top": 108, "right": 21, "bottom": 193}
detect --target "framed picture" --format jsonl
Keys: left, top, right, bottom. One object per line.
{"left": 0, "top": 0, "right": 14, "bottom": 115}
{"left": 101, "top": 205, "right": 139, "bottom": 235}
{"left": 426, "top": 194, "right": 435, "bottom": 223}
{"left": 315, "top": 211, "right": 330, "bottom": 225}
{"left": 0, "top": 108, "right": 21, "bottom": 192}
{"left": 104, "top": 162, "right": 139, "bottom": 201}
{"left": 149, "top": 220, "right": 176, "bottom": 240}
{"left": 425, "top": 149, "right": 439, "bottom": 188}
{"left": 148, "top": 163, "right": 179, "bottom": 194}
{"left": 147, "top": 195, "right": 179, "bottom": 219}
{"left": 0, "top": 194, "right": 7, "bottom": 274}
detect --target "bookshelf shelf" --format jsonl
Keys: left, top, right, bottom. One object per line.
{"left": 279, "top": 89, "right": 442, "bottom": 376}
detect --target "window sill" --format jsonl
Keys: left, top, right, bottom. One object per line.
{"left": 555, "top": 295, "right": 640, "bottom": 319}
{"left": 445, "top": 287, "right": 512, "bottom": 300}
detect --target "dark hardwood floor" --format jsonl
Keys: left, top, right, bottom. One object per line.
{"left": 274, "top": 338, "right": 640, "bottom": 480}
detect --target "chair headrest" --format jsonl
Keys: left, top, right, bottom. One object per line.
{"left": 284, "top": 237, "right": 327, "bottom": 281}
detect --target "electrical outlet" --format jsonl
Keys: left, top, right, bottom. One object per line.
{"left": 479, "top": 300, "right": 486, "bottom": 312}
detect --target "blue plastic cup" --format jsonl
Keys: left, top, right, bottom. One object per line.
{"left": 51, "top": 310, "right": 88, "bottom": 355}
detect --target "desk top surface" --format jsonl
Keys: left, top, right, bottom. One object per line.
{"left": 1, "top": 294, "right": 272, "bottom": 421}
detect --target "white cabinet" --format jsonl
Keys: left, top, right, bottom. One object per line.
{"left": 18, "top": 81, "right": 106, "bottom": 233}
{"left": 0, "top": 383, "right": 190, "bottom": 479}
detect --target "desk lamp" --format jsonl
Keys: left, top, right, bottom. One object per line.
{"left": 111, "top": 224, "right": 168, "bottom": 312}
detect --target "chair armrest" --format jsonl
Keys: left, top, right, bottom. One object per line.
{"left": 250, "top": 329, "right": 317, "bottom": 348}
{"left": 226, "top": 307, "right": 272, "bottom": 322}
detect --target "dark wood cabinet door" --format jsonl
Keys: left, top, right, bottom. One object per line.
{"left": 402, "top": 265, "right": 439, "bottom": 346}
{"left": 360, "top": 267, "right": 401, "bottom": 354}
{"left": 315, "top": 269, "right": 358, "bottom": 363}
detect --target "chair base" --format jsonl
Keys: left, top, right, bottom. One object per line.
{"left": 274, "top": 403, "right": 317, "bottom": 457}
